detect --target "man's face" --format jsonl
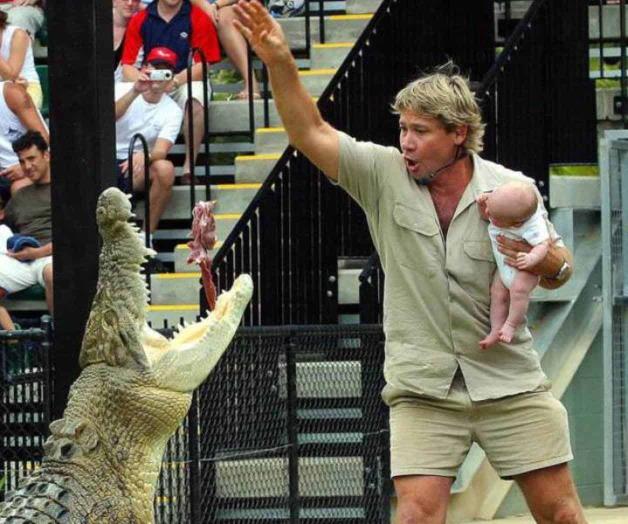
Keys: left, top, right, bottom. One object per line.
{"left": 114, "top": 0, "right": 141, "bottom": 18}
{"left": 18, "top": 145, "right": 50, "bottom": 184}
{"left": 398, "top": 111, "right": 466, "bottom": 181}
{"left": 159, "top": 0, "right": 184, "bottom": 9}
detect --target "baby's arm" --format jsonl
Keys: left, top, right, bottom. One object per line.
{"left": 514, "top": 240, "right": 550, "bottom": 270}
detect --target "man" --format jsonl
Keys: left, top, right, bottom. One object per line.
{"left": 0, "top": 81, "right": 48, "bottom": 194}
{"left": 121, "top": 0, "right": 221, "bottom": 183}
{"left": 116, "top": 46, "right": 184, "bottom": 235}
{"left": 234, "top": 3, "right": 584, "bottom": 523}
{"left": 0, "top": 130, "right": 53, "bottom": 313}
{"left": 0, "top": 0, "right": 44, "bottom": 38}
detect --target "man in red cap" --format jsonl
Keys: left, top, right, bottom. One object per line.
{"left": 115, "top": 46, "right": 184, "bottom": 239}
{"left": 121, "top": 0, "right": 220, "bottom": 184}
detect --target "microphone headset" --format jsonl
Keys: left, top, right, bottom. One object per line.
{"left": 415, "top": 146, "right": 467, "bottom": 186}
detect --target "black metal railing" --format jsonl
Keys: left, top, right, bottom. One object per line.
{"left": 358, "top": 0, "right": 597, "bottom": 322}
{"left": 590, "top": 0, "right": 628, "bottom": 127}
{"left": 0, "top": 318, "right": 52, "bottom": 498}
{"left": 1, "top": 322, "right": 388, "bottom": 523}
{"left": 211, "top": 0, "right": 494, "bottom": 325}
{"left": 185, "top": 47, "right": 212, "bottom": 211}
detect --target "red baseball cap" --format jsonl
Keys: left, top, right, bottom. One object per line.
{"left": 145, "top": 47, "right": 178, "bottom": 68}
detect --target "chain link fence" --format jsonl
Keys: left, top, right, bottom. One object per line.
{"left": 1, "top": 323, "right": 389, "bottom": 522}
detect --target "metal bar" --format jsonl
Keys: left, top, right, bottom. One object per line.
{"left": 128, "top": 133, "right": 152, "bottom": 290}
{"left": 186, "top": 56, "right": 196, "bottom": 214}
{"left": 305, "top": 0, "right": 312, "bottom": 55}
{"left": 247, "top": 44, "right": 255, "bottom": 142}
{"left": 188, "top": 392, "right": 201, "bottom": 523}
{"left": 262, "top": 63, "right": 270, "bottom": 128}
{"left": 622, "top": 0, "right": 627, "bottom": 128}
{"left": 286, "top": 338, "right": 299, "bottom": 522}
{"left": 319, "top": 0, "right": 325, "bottom": 45}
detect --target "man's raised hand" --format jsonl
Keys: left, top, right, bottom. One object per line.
{"left": 233, "top": 0, "right": 290, "bottom": 66}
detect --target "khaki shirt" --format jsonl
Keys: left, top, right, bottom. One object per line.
{"left": 337, "top": 132, "right": 555, "bottom": 402}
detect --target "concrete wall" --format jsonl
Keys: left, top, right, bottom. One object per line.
{"left": 495, "top": 331, "right": 604, "bottom": 517}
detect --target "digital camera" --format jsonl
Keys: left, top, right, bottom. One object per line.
{"left": 148, "top": 69, "right": 173, "bottom": 81}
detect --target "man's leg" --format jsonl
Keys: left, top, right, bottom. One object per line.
{"left": 132, "top": 159, "right": 175, "bottom": 233}
{"left": 42, "top": 263, "right": 53, "bottom": 314}
{"left": 182, "top": 98, "right": 206, "bottom": 182}
{"left": 218, "top": 7, "right": 260, "bottom": 98}
{"left": 480, "top": 272, "right": 509, "bottom": 349}
{"left": 500, "top": 270, "right": 539, "bottom": 343}
{"left": 0, "top": 304, "right": 15, "bottom": 330}
{"left": 515, "top": 463, "right": 587, "bottom": 524}
{"left": 394, "top": 475, "right": 453, "bottom": 524}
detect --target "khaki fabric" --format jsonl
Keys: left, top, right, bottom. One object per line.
{"left": 389, "top": 373, "right": 573, "bottom": 478}
{"left": 337, "top": 132, "right": 560, "bottom": 401}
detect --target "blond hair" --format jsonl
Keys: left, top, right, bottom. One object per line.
{"left": 392, "top": 62, "right": 485, "bottom": 155}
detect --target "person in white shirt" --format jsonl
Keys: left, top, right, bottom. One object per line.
{"left": 115, "top": 46, "right": 184, "bottom": 234}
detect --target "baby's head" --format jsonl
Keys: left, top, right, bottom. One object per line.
{"left": 486, "top": 181, "right": 538, "bottom": 228}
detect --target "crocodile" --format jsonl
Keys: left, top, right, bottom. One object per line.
{"left": 0, "top": 187, "right": 253, "bottom": 523}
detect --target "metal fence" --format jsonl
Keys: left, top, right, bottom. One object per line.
{"left": 601, "top": 130, "right": 628, "bottom": 505}
{"left": 1, "top": 323, "right": 388, "bottom": 523}
{"left": 212, "top": 0, "right": 494, "bottom": 325}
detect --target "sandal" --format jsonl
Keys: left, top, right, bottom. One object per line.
{"left": 228, "top": 90, "right": 262, "bottom": 101}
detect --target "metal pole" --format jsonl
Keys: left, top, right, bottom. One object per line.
{"left": 621, "top": 0, "right": 626, "bottom": 127}
{"left": 286, "top": 338, "right": 299, "bottom": 522}
{"left": 247, "top": 44, "right": 255, "bottom": 143}
{"left": 128, "top": 133, "right": 152, "bottom": 289}
{"left": 318, "top": 0, "right": 325, "bottom": 45}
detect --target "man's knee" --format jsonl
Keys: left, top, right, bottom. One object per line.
{"left": 396, "top": 496, "right": 446, "bottom": 524}
{"left": 545, "top": 499, "right": 583, "bottom": 524}
{"left": 43, "top": 265, "right": 53, "bottom": 286}
{"left": 150, "top": 160, "right": 175, "bottom": 187}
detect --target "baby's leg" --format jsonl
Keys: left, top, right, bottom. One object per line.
{"left": 480, "top": 273, "right": 509, "bottom": 349}
{"left": 499, "top": 271, "right": 540, "bottom": 343}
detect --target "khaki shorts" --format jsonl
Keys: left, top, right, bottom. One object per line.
{"left": 0, "top": 254, "right": 52, "bottom": 293}
{"left": 389, "top": 374, "right": 573, "bottom": 479}
{"left": 169, "top": 81, "right": 212, "bottom": 109}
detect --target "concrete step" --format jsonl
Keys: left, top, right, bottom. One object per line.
{"left": 146, "top": 304, "right": 200, "bottom": 327}
{"left": 151, "top": 213, "right": 239, "bottom": 244}
{"left": 311, "top": 42, "right": 353, "bottom": 69}
{"left": 346, "top": 0, "right": 380, "bottom": 14}
{"left": 235, "top": 153, "right": 282, "bottom": 183}
{"left": 207, "top": 100, "right": 281, "bottom": 134}
{"left": 136, "top": 183, "right": 260, "bottom": 221}
{"left": 338, "top": 268, "right": 360, "bottom": 305}
{"left": 255, "top": 127, "right": 289, "bottom": 154}
{"left": 150, "top": 272, "right": 202, "bottom": 305}
{"left": 280, "top": 14, "right": 372, "bottom": 49}
{"left": 299, "top": 68, "right": 337, "bottom": 96}
{"left": 173, "top": 240, "right": 223, "bottom": 273}
{"left": 589, "top": 4, "right": 628, "bottom": 39}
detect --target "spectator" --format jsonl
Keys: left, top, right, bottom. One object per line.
{"left": 113, "top": 0, "right": 142, "bottom": 82}
{"left": 0, "top": 10, "right": 42, "bottom": 108}
{"left": 121, "top": 0, "right": 221, "bottom": 184}
{"left": 115, "top": 46, "right": 183, "bottom": 235}
{"left": 0, "top": 130, "right": 53, "bottom": 314}
{"left": 192, "top": 0, "right": 260, "bottom": 99}
{"left": 0, "top": 0, "right": 44, "bottom": 38}
{"left": 0, "top": 81, "right": 48, "bottom": 194}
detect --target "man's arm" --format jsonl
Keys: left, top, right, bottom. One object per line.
{"left": 497, "top": 236, "right": 573, "bottom": 289}
{"left": 234, "top": 0, "right": 339, "bottom": 180}
{"left": 8, "top": 242, "right": 52, "bottom": 262}
{"left": 115, "top": 77, "right": 150, "bottom": 119}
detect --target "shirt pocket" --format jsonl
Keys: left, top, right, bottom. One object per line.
{"left": 391, "top": 203, "right": 441, "bottom": 275}
{"left": 461, "top": 240, "right": 496, "bottom": 305}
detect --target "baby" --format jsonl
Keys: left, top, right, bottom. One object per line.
{"left": 476, "top": 181, "right": 550, "bottom": 348}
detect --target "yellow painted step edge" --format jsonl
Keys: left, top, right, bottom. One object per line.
{"left": 236, "top": 153, "right": 282, "bottom": 161}
{"left": 153, "top": 272, "right": 201, "bottom": 279}
{"left": 215, "top": 183, "right": 261, "bottom": 190}
{"left": 313, "top": 42, "right": 353, "bottom": 49}
{"left": 148, "top": 304, "right": 199, "bottom": 311}
{"left": 257, "top": 127, "right": 285, "bottom": 134}
{"left": 329, "top": 14, "right": 373, "bottom": 21}
{"left": 299, "top": 68, "right": 337, "bottom": 76}
{"left": 176, "top": 240, "right": 223, "bottom": 251}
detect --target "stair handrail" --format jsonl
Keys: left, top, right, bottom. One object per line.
{"left": 127, "top": 132, "right": 152, "bottom": 289}
{"left": 213, "top": 0, "right": 392, "bottom": 269}
{"left": 186, "top": 46, "right": 211, "bottom": 213}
